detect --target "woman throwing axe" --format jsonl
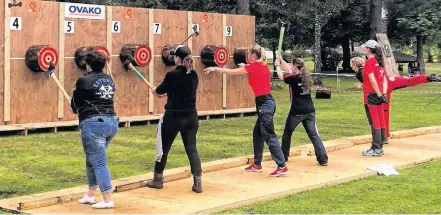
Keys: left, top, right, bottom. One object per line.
{"left": 204, "top": 44, "right": 288, "bottom": 177}
{"left": 145, "top": 45, "right": 203, "bottom": 193}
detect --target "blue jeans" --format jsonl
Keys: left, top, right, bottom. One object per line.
{"left": 281, "top": 112, "right": 328, "bottom": 163}
{"left": 253, "top": 99, "right": 286, "bottom": 167}
{"left": 80, "top": 116, "right": 118, "bottom": 194}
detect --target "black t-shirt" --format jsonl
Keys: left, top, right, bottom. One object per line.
{"left": 71, "top": 71, "right": 116, "bottom": 122}
{"left": 156, "top": 66, "right": 198, "bottom": 112}
{"left": 283, "top": 73, "right": 315, "bottom": 114}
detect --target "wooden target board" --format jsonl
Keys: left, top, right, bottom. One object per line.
{"left": 112, "top": 6, "right": 150, "bottom": 117}
{"left": 10, "top": 1, "right": 59, "bottom": 124}
{"left": 225, "top": 15, "right": 255, "bottom": 109}
{"left": 0, "top": 0, "right": 4, "bottom": 124}
{"left": 376, "top": 33, "right": 399, "bottom": 77}
{"left": 192, "top": 11, "right": 223, "bottom": 112}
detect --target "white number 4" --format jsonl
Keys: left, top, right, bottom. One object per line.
{"left": 226, "top": 26, "right": 232, "bottom": 37}
{"left": 10, "top": 17, "right": 21, "bottom": 31}
{"left": 153, "top": 23, "right": 161, "bottom": 35}
{"left": 112, "top": 21, "right": 121, "bottom": 33}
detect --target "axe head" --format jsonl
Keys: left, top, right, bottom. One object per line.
{"left": 277, "top": 18, "right": 290, "bottom": 30}
{"left": 123, "top": 55, "right": 135, "bottom": 72}
{"left": 45, "top": 61, "right": 56, "bottom": 80}
{"left": 195, "top": 30, "right": 200, "bottom": 37}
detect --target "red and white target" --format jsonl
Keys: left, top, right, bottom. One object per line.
{"left": 134, "top": 45, "right": 152, "bottom": 67}
{"left": 38, "top": 46, "right": 58, "bottom": 71}
{"left": 214, "top": 46, "right": 229, "bottom": 67}
{"left": 94, "top": 46, "right": 110, "bottom": 59}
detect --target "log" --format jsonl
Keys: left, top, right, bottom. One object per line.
{"left": 74, "top": 46, "right": 109, "bottom": 70}
{"left": 201, "top": 45, "right": 218, "bottom": 67}
{"left": 161, "top": 44, "right": 178, "bottom": 66}
{"left": 25, "top": 45, "right": 46, "bottom": 72}
{"left": 233, "top": 48, "right": 248, "bottom": 66}
{"left": 316, "top": 85, "right": 332, "bottom": 99}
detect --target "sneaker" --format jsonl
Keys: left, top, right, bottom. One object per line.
{"left": 318, "top": 161, "right": 328, "bottom": 166}
{"left": 427, "top": 73, "right": 441, "bottom": 82}
{"left": 245, "top": 164, "right": 262, "bottom": 172}
{"left": 269, "top": 166, "right": 288, "bottom": 177}
{"left": 362, "top": 148, "right": 384, "bottom": 157}
{"left": 78, "top": 194, "right": 96, "bottom": 204}
{"left": 91, "top": 200, "right": 114, "bottom": 209}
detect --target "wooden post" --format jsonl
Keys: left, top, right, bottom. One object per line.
{"left": 4, "top": 0, "right": 10, "bottom": 123}
{"left": 106, "top": 6, "right": 112, "bottom": 72}
{"left": 222, "top": 14, "right": 227, "bottom": 109}
{"left": 148, "top": 9, "right": 154, "bottom": 113}
{"left": 58, "top": 3, "right": 65, "bottom": 119}
{"left": 187, "top": 12, "right": 193, "bottom": 50}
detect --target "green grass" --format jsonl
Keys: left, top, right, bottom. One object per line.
{"left": 427, "top": 62, "right": 441, "bottom": 74}
{"left": 222, "top": 160, "right": 441, "bottom": 214}
{"left": 0, "top": 78, "right": 440, "bottom": 213}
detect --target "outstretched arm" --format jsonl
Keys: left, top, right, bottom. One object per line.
{"left": 204, "top": 67, "right": 248, "bottom": 76}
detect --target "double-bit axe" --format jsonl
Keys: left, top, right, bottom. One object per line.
{"left": 277, "top": 18, "right": 291, "bottom": 56}
{"left": 45, "top": 62, "right": 72, "bottom": 103}
{"left": 8, "top": 0, "right": 22, "bottom": 8}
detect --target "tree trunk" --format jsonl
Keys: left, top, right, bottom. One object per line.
{"left": 380, "top": 0, "right": 388, "bottom": 34}
{"left": 351, "top": 38, "right": 354, "bottom": 52}
{"left": 342, "top": 34, "right": 351, "bottom": 72}
{"left": 416, "top": 34, "right": 425, "bottom": 74}
{"left": 427, "top": 46, "right": 433, "bottom": 63}
{"left": 314, "top": 12, "right": 322, "bottom": 73}
{"left": 369, "top": 0, "right": 382, "bottom": 39}
{"left": 236, "top": 0, "right": 250, "bottom": 15}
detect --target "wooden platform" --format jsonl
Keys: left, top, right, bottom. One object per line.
{"left": 0, "top": 126, "right": 440, "bottom": 214}
{"left": 0, "top": 108, "right": 256, "bottom": 136}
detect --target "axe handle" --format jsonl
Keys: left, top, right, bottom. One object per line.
{"left": 128, "top": 64, "right": 155, "bottom": 89}
{"left": 180, "top": 32, "right": 196, "bottom": 45}
{"left": 105, "top": 63, "right": 117, "bottom": 89}
{"left": 277, "top": 27, "right": 286, "bottom": 55}
{"left": 51, "top": 74, "right": 72, "bottom": 103}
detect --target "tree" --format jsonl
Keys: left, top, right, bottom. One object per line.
{"left": 369, "top": 0, "right": 381, "bottom": 39}
{"left": 394, "top": 0, "right": 441, "bottom": 73}
{"left": 237, "top": 0, "right": 250, "bottom": 15}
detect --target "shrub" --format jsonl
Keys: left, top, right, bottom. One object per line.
{"left": 321, "top": 48, "right": 343, "bottom": 71}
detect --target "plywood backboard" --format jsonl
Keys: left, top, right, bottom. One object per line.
{"left": 111, "top": 6, "right": 150, "bottom": 117}
{"left": 10, "top": 1, "right": 59, "bottom": 124}
{"left": 225, "top": 14, "right": 255, "bottom": 109}
{"left": 62, "top": 3, "right": 107, "bottom": 121}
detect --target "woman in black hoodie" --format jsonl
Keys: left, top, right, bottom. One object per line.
{"left": 145, "top": 45, "right": 202, "bottom": 193}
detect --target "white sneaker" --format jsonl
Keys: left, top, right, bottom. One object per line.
{"left": 91, "top": 200, "right": 114, "bottom": 209}
{"left": 78, "top": 194, "right": 96, "bottom": 204}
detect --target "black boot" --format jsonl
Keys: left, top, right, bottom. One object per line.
{"left": 145, "top": 172, "right": 163, "bottom": 189}
{"left": 192, "top": 174, "right": 202, "bottom": 193}
{"left": 427, "top": 73, "right": 441, "bottom": 82}
{"left": 381, "top": 128, "right": 388, "bottom": 145}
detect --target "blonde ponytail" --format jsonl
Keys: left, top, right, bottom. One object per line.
{"left": 249, "top": 44, "right": 267, "bottom": 64}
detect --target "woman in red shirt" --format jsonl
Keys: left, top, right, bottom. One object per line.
{"left": 361, "top": 40, "right": 388, "bottom": 156}
{"left": 204, "top": 44, "right": 288, "bottom": 177}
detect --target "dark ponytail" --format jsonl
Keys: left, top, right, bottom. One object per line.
{"left": 182, "top": 55, "right": 194, "bottom": 74}
{"left": 372, "top": 47, "right": 384, "bottom": 67}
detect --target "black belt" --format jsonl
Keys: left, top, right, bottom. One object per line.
{"left": 255, "top": 94, "right": 273, "bottom": 106}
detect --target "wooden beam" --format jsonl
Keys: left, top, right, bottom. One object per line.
{"left": 57, "top": 3, "right": 65, "bottom": 119}
{"left": 187, "top": 12, "right": 193, "bottom": 50}
{"left": 106, "top": 6, "right": 112, "bottom": 71}
{"left": 4, "top": 0, "right": 10, "bottom": 123}
{"left": 222, "top": 14, "right": 227, "bottom": 108}
{"left": 148, "top": 9, "right": 154, "bottom": 113}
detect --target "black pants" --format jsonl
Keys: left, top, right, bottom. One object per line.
{"left": 154, "top": 111, "right": 202, "bottom": 176}
{"left": 281, "top": 112, "right": 328, "bottom": 163}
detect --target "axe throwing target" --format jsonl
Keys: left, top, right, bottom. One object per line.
{"left": 25, "top": 45, "right": 58, "bottom": 72}
{"left": 201, "top": 45, "right": 230, "bottom": 67}
{"left": 74, "top": 46, "right": 110, "bottom": 70}
{"left": 161, "top": 44, "right": 179, "bottom": 66}
{"left": 120, "top": 44, "right": 152, "bottom": 70}
{"left": 233, "top": 48, "right": 254, "bottom": 66}
{"left": 214, "top": 45, "right": 229, "bottom": 67}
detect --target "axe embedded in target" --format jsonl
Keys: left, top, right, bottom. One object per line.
{"left": 119, "top": 44, "right": 155, "bottom": 89}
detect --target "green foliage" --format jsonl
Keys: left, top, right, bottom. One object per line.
{"left": 321, "top": 48, "right": 343, "bottom": 70}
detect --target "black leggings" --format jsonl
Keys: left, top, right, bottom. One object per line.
{"left": 154, "top": 111, "right": 202, "bottom": 176}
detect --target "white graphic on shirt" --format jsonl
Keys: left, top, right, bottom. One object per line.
{"left": 95, "top": 84, "right": 114, "bottom": 99}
